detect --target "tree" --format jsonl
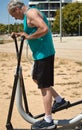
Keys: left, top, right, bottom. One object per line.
{"left": 0, "top": 24, "right": 6, "bottom": 34}
{"left": 52, "top": 2, "right": 82, "bottom": 35}
{"left": 0, "top": 23, "right": 23, "bottom": 34}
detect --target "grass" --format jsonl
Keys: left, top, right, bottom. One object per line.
{"left": 55, "top": 81, "right": 79, "bottom": 86}
{"left": 75, "top": 61, "right": 82, "bottom": 66}
{"left": 77, "top": 69, "right": 82, "bottom": 72}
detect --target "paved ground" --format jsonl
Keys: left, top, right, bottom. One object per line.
{"left": 0, "top": 35, "right": 82, "bottom": 62}
{"left": 53, "top": 36, "right": 82, "bottom": 62}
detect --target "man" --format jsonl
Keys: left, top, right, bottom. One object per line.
{"left": 8, "top": 0, "right": 68, "bottom": 129}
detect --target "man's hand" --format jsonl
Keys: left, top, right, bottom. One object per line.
{"left": 11, "top": 32, "right": 29, "bottom": 39}
{"left": 11, "top": 32, "right": 21, "bottom": 38}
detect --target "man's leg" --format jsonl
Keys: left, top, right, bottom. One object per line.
{"left": 31, "top": 86, "right": 56, "bottom": 130}
{"left": 41, "top": 87, "right": 52, "bottom": 117}
{"left": 51, "top": 87, "right": 62, "bottom": 102}
{"left": 51, "top": 87, "right": 69, "bottom": 112}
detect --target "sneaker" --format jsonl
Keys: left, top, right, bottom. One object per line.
{"left": 52, "top": 98, "right": 69, "bottom": 113}
{"left": 31, "top": 119, "right": 56, "bottom": 130}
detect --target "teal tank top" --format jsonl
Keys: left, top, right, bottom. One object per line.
{"left": 23, "top": 8, "right": 55, "bottom": 60}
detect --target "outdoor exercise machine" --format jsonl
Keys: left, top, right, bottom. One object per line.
{"left": 6, "top": 36, "right": 82, "bottom": 130}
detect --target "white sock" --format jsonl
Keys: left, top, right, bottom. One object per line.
{"left": 55, "top": 96, "right": 62, "bottom": 103}
{"left": 44, "top": 115, "right": 52, "bottom": 123}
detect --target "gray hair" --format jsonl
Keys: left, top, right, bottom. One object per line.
{"left": 8, "top": 0, "right": 25, "bottom": 11}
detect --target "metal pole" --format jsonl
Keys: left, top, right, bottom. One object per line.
{"left": 78, "top": 15, "right": 80, "bottom": 36}
{"left": 60, "top": 0, "right": 62, "bottom": 42}
{"left": 48, "top": 0, "right": 51, "bottom": 29}
{"left": 8, "top": 14, "right": 10, "bottom": 34}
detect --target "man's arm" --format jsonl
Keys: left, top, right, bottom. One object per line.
{"left": 12, "top": 9, "right": 49, "bottom": 40}
{"left": 25, "top": 8, "right": 48, "bottom": 39}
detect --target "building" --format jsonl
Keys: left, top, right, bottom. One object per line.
{"left": 29, "top": 0, "right": 72, "bottom": 24}
{"left": 72, "top": 0, "right": 82, "bottom": 2}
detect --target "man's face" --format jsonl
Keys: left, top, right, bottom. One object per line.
{"left": 9, "top": 7, "right": 24, "bottom": 20}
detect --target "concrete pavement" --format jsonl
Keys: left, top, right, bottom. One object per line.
{"left": 53, "top": 36, "right": 82, "bottom": 62}
{"left": 0, "top": 35, "right": 82, "bottom": 62}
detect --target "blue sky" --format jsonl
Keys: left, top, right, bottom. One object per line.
{"left": 0, "top": 0, "right": 29, "bottom": 25}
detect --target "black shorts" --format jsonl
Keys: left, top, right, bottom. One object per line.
{"left": 32, "top": 55, "right": 54, "bottom": 89}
